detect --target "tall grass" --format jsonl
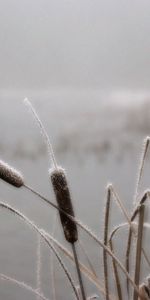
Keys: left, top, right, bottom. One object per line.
{"left": 0, "top": 100, "right": 150, "bottom": 299}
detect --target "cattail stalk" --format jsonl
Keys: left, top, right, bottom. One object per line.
{"left": 50, "top": 167, "right": 86, "bottom": 300}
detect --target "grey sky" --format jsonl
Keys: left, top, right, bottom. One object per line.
{"left": 0, "top": 0, "right": 150, "bottom": 89}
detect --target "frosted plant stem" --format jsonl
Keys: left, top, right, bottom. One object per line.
{"left": 72, "top": 243, "right": 86, "bottom": 300}
{"left": 23, "top": 184, "right": 144, "bottom": 298}
{"left": 125, "top": 191, "right": 150, "bottom": 294}
{"left": 0, "top": 201, "right": 79, "bottom": 300}
{"left": 133, "top": 204, "right": 145, "bottom": 300}
{"left": 42, "top": 230, "right": 105, "bottom": 297}
{"left": 50, "top": 213, "right": 57, "bottom": 300}
{"left": 24, "top": 98, "right": 57, "bottom": 169}
{"left": 109, "top": 239, "right": 122, "bottom": 300}
{"left": 37, "top": 234, "right": 42, "bottom": 300}
{"left": 79, "top": 240, "right": 97, "bottom": 279}
{"left": 0, "top": 273, "right": 49, "bottom": 300}
{"left": 109, "top": 184, "right": 134, "bottom": 231}
{"left": 134, "top": 136, "right": 150, "bottom": 206}
{"left": 103, "top": 185, "right": 111, "bottom": 300}
{"left": 23, "top": 184, "right": 146, "bottom": 298}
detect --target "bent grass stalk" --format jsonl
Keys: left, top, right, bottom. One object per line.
{"left": 0, "top": 201, "right": 80, "bottom": 300}
{"left": 125, "top": 191, "right": 150, "bottom": 294}
{"left": 23, "top": 184, "right": 143, "bottom": 297}
{"left": 78, "top": 240, "right": 98, "bottom": 279}
{"left": 0, "top": 273, "right": 50, "bottom": 300}
{"left": 125, "top": 136, "right": 150, "bottom": 295}
{"left": 0, "top": 199, "right": 143, "bottom": 298}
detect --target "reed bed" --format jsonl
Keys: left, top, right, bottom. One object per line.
{"left": 0, "top": 100, "right": 150, "bottom": 300}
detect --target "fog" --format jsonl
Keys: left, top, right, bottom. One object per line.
{"left": 0, "top": 0, "right": 150, "bottom": 90}
{"left": 1, "top": 2, "right": 150, "bottom": 299}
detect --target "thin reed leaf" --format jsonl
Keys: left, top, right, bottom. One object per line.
{"left": 110, "top": 184, "right": 133, "bottom": 229}
{"left": 50, "top": 213, "right": 57, "bottom": 300}
{"left": 79, "top": 240, "right": 98, "bottom": 279}
{"left": 23, "top": 184, "right": 143, "bottom": 296}
{"left": 134, "top": 136, "right": 150, "bottom": 206}
{"left": 24, "top": 98, "right": 57, "bottom": 169}
{"left": 103, "top": 185, "right": 111, "bottom": 300}
{"left": 109, "top": 239, "right": 122, "bottom": 300}
{"left": 36, "top": 234, "right": 42, "bottom": 300}
{"left": 125, "top": 191, "right": 149, "bottom": 293}
{"left": 0, "top": 273, "right": 49, "bottom": 300}
{"left": 0, "top": 201, "right": 80, "bottom": 300}
{"left": 42, "top": 230, "right": 106, "bottom": 297}
{"left": 133, "top": 204, "right": 145, "bottom": 300}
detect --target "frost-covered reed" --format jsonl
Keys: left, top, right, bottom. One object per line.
{"left": 1, "top": 100, "right": 150, "bottom": 300}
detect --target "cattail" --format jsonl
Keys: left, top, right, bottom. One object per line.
{"left": 50, "top": 167, "right": 78, "bottom": 244}
{"left": 24, "top": 99, "right": 85, "bottom": 300}
{"left": 24, "top": 98, "right": 78, "bottom": 244}
{"left": 0, "top": 160, "right": 24, "bottom": 187}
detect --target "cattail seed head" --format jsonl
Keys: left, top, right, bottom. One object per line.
{"left": 50, "top": 167, "right": 78, "bottom": 244}
{"left": 0, "top": 160, "right": 24, "bottom": 188}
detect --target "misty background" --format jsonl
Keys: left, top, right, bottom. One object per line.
{"left": 0, "top": 0, "right": 150, "bottom": 90}
{"left": 1, "top": 1, "right": 150, "bottom": 299}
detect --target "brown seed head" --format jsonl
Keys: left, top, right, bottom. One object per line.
{"left": 50, "top": 167, "right": 78, "bottom": 244}
{"left": 0, "top": 160, "right": 24, "bottom": 188}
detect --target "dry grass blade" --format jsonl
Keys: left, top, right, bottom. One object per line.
{"left": 42, "top": 230, "right": 106, "bottom": 297}
{"left": 0, "top": 201, "right": 80, "bottom": 300}
{"left": 79, "top": 240, "right": 97, "bottom": 279}
{"left": 134, "top": 136, "right": 150, "bottom": 206}
{"left": 109, "top": 239, "right": 122, "bottom": 300}
{"left": 133, "top": 204, "right": 145, "bottom": 300}
{"left": 103, "top": 185, "right": 111, "bottom": 300}
{"left": 24, "top": 98, "right": 57, "bottom": 169}
{"left": 125, "top": 191, "right": 149, "bottom": 294}
{"left": 23, "top": 184, "right": 142, "bottom": 297}
{"left": 50, "top": 213, "right": 57, "bottom": 300}
{"left": 126, "top": 227, "right": 133, "bottom": 294}
{"left": 36, "top": 234, "right": 42, "bottom": 300}
{"left": 0, "top": 273, "right": 49, "bottom": 300}
{"left": 110, "top": 185, "right": 133, "bottom": 229}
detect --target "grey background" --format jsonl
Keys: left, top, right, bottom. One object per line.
{"left": 1, "top": 1, "right": 150, "bottom": 300}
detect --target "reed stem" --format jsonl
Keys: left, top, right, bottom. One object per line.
{"left": 72, "top": 243, "right": 86, "bottom": 300}
{"left": 133, "top": 204, "right": 145, "bottom": 300}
